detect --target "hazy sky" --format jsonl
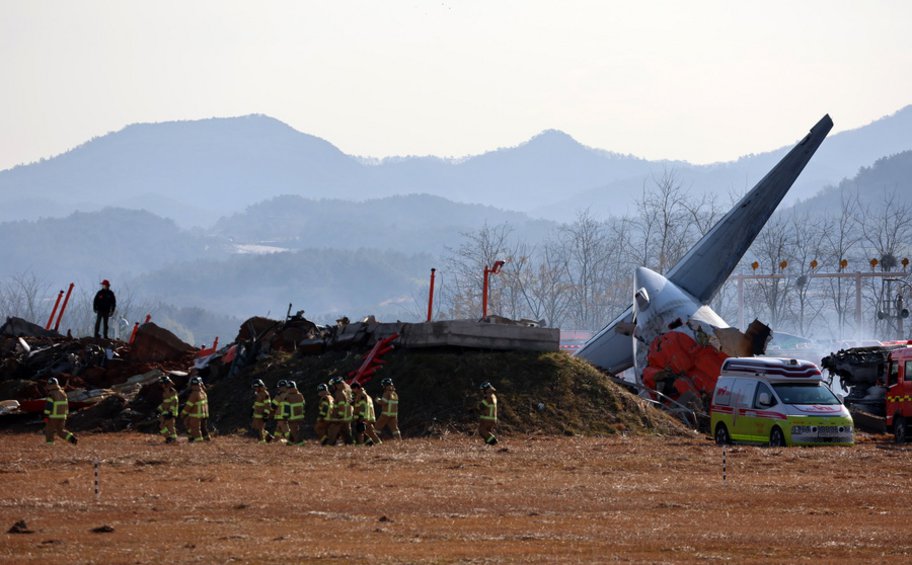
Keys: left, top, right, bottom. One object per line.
{"left": 1, "top": 1, "right": 910, "bottom": 171}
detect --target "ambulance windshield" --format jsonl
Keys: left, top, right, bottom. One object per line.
{"left": 772, "top": 383, "right": 840, "bottom": 405}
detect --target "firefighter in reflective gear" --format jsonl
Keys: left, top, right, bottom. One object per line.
{"left": 251, "top": 379, "right": 273, "bottom": 443}
{"left": 324, "top": 376, "right": 353, "bottom": 445}
{"left": 271, "top": 380, "right": 290, "bottom": 443}
{"left": 375, "top": 378, "right": 401, "bottom": 440}
{"left": 478, "top": 381, "right": 498, "bottom": 445}
{"left": 285, "top": 381, "right": 306, "bottom": 445}
{"left": 314, "top": 383, "right": 333, "bottom": 444}
{"left": 181, "top": 376, "right": 209, "bottom": 443}
{"left": 158, "top": 376, "right": 179, "bottom": 443}
{"left": 43, "top": 377, "right": 78, "bottom": 445}
{"left": 352, "top": 382, "right": 381, "bottom": 446}
{"left": 198, "top": 378, "right": 212, "bottom": 441}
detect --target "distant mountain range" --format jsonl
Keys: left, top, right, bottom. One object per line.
{"left": 2, "top": 106, "right": 911, "bottom": 227}
{"left": 211, "top": 194, "right": 556, "bottom": 254}
{"left": 789, "top": 149, "right": 912, "bottom": 215}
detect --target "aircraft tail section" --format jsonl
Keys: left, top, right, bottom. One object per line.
{"left": 667, "top": 114, "right": 833, "bottom": 303}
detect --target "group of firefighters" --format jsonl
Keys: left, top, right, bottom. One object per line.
{"left": 43, "top": 374, "right": 499, "bottom": 446}
{"left": 246, "top": 377, "right": 498, "bottom": 446}
{"left": 249, "top": 376, "right": 402, "bottom": 446}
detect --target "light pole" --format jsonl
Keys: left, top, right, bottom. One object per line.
{"left": 482, "top": 260, "right": 505, "bottom": 319}
{"left": 427, "top": 268, "right": 436, "bottom": 322}
{"left": 878, "top": 279, "right": 912, "bottom": 338}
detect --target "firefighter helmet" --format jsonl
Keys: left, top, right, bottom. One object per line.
{"left": 316, "top": 383, "right": 328, "bottom": 392}
{"left": 480, "top": 381, "right": 493, "bottom": 390}
{"left": 47, "top": 377, "right": 59, "bottom": 386}
{"left": 252, "top": 379, "right": 265, "bottom": 389}
{"left": 287, "top": 380, "right": 298, "bottom": 389}
{"left": 190, "top": 376, "right": 203, "bottom": 386}
{"left": 381, "top": 378, "right": 393, "bottom": 387}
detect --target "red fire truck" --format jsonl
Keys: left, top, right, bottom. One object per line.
{"left": 821, "top": 341, "right": 912, "bottom": 442}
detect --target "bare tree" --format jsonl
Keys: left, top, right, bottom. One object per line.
{"left": 0, "top": 273, "right": 53, "bottom": 325}
{"left": 818, "top": 192, "right": 864, "bottom": 338}
{"left": 785, "top": 212, "right": 828, "bottom": 337}
{"left": 746, "top": 216, "right": 795, "bottom": 330}
{"left": 632, "top": 170, "right": 694, "bottom": 273}
{"left": 438, "top": 223, "right": 515, "bottom": 320}
{"left": 856, "top": 190, "right": 912, "bottom": 336}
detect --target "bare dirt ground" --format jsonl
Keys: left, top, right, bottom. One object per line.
{"left": 2, "top": 431, "right": 912, "bottom": 564}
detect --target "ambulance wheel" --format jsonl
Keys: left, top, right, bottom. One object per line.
{"left": 894, "top": 416, "right": 907, "bottom": 444}
{"left": 714, "top": 423, "right": 730, "bottom": 445}
{"left": 769, "top": 427, "right": 786, "bottom": 447}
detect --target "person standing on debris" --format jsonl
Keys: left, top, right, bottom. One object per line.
{"left": 92, "top": 280, "right": 116, "bottom": 339}
{"left": 43, "top": 377, "right": 78, "bottom": 445}
{"left": 181, "top": 376, "right": 209, "bottom": 443}
{"left": 324, "top": 376, "right": 353, "bottom": 445}
{"left": 478, "top": 381, "right": 498, "bottom": 445}
{"left": 375, "top": 378, "right": 401, "bottom": 441}
{"left": 251, "top": 379, "right": 272, "bottom": 443}
{"left": 352, "top": 382, "right": 381, "bottom": 446}
{"left": 158, "top": 376, "right": 179, "bottom": 443}
{"left": 285, "top": 381, "right": 306, "bottom": 445}
{"left": 314, "top": 383, "right": 333, "bottom": 444}
{"left": 272, "top": 380, "right": 290, "bottom": 443}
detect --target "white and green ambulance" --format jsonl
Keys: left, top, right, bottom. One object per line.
{"left": 710, "top": 357, "right": 854, "bottom": 447}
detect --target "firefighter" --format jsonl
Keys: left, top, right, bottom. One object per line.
{"left": 375, "top": 378, "right": 401, "bottom": 441}
{"left": 478, "top": 381, "right": 498, "bottom": 445}
{"left": 251, "top": 379, "right": 273, "bottom": 443}
{"left": 352, "top": 381, "right": 381, "bottom": 446}
{"left": 158, "top": 375, "right": 179, "bottom": 444}
{"left": 198, "top": 378, "right": 212, "bottom": 441}
{"left": 314, "top": 383, "right": 333, "bottom": 445}
{"left": 43, "top": 377, "right": 78, "bottom": 445}
{"left": 272, "top": 380, "right": 290, "bottom": 443}
{"left": 181, "top": 376, "right": 209, "bottom": 443}
{"left": 285, "top": 380, "right": 306, "bottom": 445}
{"left": 324, "top": 376, "right": 353, "bottom": 446}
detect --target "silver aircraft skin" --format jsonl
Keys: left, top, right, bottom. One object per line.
{"left": 631, "top": 265, "right": 730, "bottom": 379}
{"left": 576, "top": 115, "right": 834, "bottom": 378}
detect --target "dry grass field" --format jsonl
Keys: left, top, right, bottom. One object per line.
{"left": 2, "top": 431, "right": 912, "bottom": 564}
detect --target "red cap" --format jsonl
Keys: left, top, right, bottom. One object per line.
{"left": 101, "top": 279, "right": 110, "bottom": 287}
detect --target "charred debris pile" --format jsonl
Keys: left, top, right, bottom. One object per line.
{"left": 0, "top": 314, "right": 686, "bottom": 438}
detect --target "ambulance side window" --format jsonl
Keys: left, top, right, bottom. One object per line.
{"left": 715, "top": 380, "right": 732, "bottom": 406}
{"left": 905, "top": 361, "right": 912, "bottom": 382}
{"left": 753, "top": 383, "right": 776, "bottom": 408}
{"left": 732, "top": 379, "right": 755, "bottom": 408}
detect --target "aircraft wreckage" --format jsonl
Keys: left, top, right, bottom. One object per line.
{"left": 576, "top": 115, "right": 834, "bottom": 414}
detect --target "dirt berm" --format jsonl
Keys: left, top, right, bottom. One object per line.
{"left": 202, "top": 348, "right": 689, "bottom": 439}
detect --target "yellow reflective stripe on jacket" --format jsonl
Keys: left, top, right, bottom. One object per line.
{"left": 288, "top": 400, "right": 305, "bottom": 420}
{"left": 329, "top": 400, "right": 350, "bottom": 422}
{"left": 355, "top": 399, "right": 376, "bottom": 422}
{"left": 184, "top": 399, "right": 208, "bottom": 418}
{"left": 273, "top": 399, "right": 286, "bottom": 420}
{"left": 159, "top": 394, "right": 178, "bottom": 416}
{"left": 47, "top": 398, "right": 68, "bottom": 419}
{"left": 318, "top": 399, "right": 333, "bottom": 419}
{"left": 481, "top": 398, "right": 497, "bottom": 421}
{"left": 381, "top": 396, "right": 398, "bottom": 417}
